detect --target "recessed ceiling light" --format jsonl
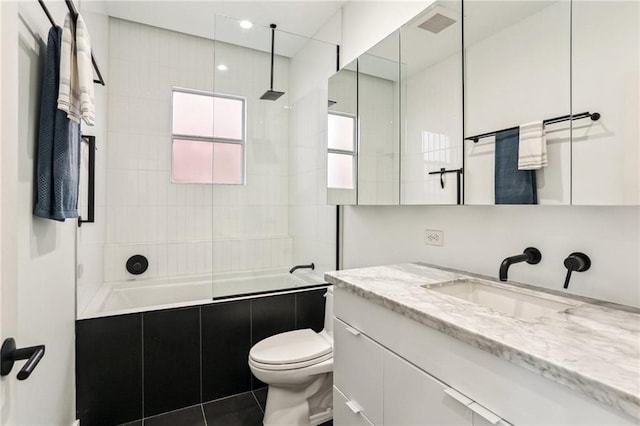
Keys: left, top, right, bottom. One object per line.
{"left": 239, "top": 20, "right": 253, "bottom": 29}
{"left": 217, "top": 64, "right": 228, "bottom": 71}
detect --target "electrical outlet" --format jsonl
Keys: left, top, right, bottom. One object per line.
{"left": 424, "top": 229, "right": 444, "bottom": 246}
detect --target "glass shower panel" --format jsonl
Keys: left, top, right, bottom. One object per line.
{"left": 76, "top": 2, "right": 217, "bottom": 318}
{"left": 211, "top": 15, "right": 337, "bottom": 298}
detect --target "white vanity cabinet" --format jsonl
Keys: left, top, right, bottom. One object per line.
{"left": 332, "top": 286, "right": 636, "bottom": 426}
{"left": 334, "top": 315, "right": 512, "bottom": 426}
{"left": 334, "top": 318, "right": 383, "bottom": 425}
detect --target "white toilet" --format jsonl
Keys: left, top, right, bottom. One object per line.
{"left": 249, "top": 287, "right": 333, "bottom": 426}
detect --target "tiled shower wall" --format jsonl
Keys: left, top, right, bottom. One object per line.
{"left": 104, "top": 18, "right": 292, "bottom": 283}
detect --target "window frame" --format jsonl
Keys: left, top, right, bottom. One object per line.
{"left": 170, "top": 87, "right": 247, "bottom": 185}
{"left": 327, "top": 111, "right": 357, "bottom": 189}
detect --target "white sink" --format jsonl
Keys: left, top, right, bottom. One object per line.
{"left": 424, "top": 279, "right": 577, "bottom": 320}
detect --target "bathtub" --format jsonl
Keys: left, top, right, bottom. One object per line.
{"left": 80, "top": 269, "right": 325, "bottom": 319}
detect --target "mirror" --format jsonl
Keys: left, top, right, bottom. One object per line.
{"left": 327, "top": 60, "right": 358, "bottom": 205}
{"left": 400, "top": 1, "right": 463, "bottom": 205}
{"left": 571, "top": 1, "right": 639, "bottom": 205}
{"left": 357, "top": 32, "right": 401, "bottom": 205}
{"left": 463, "top": 1, "right": 571, "bottom": 205}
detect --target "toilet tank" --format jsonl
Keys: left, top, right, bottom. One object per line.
{"left": 324, "top": 286, "right": 333, "bottom": 338}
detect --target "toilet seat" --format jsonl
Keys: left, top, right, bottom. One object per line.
{"left": 249, "top": 329, "right": 332, "bottom": 371}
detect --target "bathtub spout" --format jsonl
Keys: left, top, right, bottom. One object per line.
{"left": 289, "top": 263, "right": 315, "bottom": 274}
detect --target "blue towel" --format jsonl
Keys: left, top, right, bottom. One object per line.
{"left": 494, "top": 128, "right": 537, "bottom": 204}
{"left": 34, "top": 26, "right": 81, "bottom": 221}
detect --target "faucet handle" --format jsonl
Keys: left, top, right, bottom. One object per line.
{"left": 563, "top": 252, "right": 591, "bottom": 289}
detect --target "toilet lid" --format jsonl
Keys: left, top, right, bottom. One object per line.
{"left": 250, "top": 329, "right": 332, "bottom": 365}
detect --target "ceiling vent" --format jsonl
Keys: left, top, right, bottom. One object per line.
{"left": 418, "top": 6, "right": 457, "bottom": 34}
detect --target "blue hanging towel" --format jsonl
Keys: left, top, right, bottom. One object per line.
{"left": 494, "top": 128, "right": 537, "bottom": 204}
{"left": 34, "top": 26, "right": 81, "bottom": 221}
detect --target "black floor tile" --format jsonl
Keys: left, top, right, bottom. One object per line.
{"left": 117, "top": 421, "right": 142, "bottom": 426}
{"left": 76, "top": 314, "right": 143, "bottom": 426}
{"left": 202, "top": 300, "right": 252, "bottom": 401}
{"left": 144, "top": 307, "right": 201, "bottom": 417}
{"left": 203, "top": 392, "right": 264, "bottom": 426}
{"left": 144, "top": 405, "right": 206, "bottom": 426}
{"left": 253, "top": 388, "right": 267, "bottom": 412}
{"left": 295, "top": 288, "right": 327, "bottom": 332}
{"left": 319, "top": 421, "right": 333, "bottom": 426}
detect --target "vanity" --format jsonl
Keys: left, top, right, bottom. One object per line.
{"left": 325, "top": 264, "right": 639, "bottom": 425}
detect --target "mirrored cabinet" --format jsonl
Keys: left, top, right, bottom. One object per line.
{"left": 400, "top": 1, "right": 462, "bottom": 205}
{"left": 358, "top": 32, "right": 400, "bottom": 206}
{"left": 327, "top": 0, "right": 639, "bottom": 206}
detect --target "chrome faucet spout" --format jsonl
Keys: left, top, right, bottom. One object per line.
{"left": 289, "top": 263, "right": 315, "bottom": 274}
{"left": 499, "top": 247, "right": 541, "bottom": 281}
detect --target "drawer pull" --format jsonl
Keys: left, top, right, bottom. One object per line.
{"left": 345, "top": 326, "right": 361, "bottom": 336}
{"left": 345, "top": 399, "right": 362, "bottom": 414}
{"left": 469, "top": 402, "right": 502, "bottom": 424}
{"left": 444, "top": 388, "right": 473, "bottom": 406}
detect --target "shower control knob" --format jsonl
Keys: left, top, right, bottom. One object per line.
{"left": 126, "top": 255, "right": 149, "bottom": 275}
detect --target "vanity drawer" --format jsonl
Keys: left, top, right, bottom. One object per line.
{"left": 334, "top": 386, "right": 375, "bottom": 426}
{"left": 334, "top": 317, "right": 383, "bottom": 425}
{"left": 383, "top": 350, "right": 472, "bottom": 426}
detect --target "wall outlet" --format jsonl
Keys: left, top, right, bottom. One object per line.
{"left": 424, "top": 229, "right": 444, "bottom": 246}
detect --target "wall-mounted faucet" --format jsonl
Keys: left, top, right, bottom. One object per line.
{"left": 563, "top": 252, "right": 591, "bottom": 288}
{"left": 499, "top": 247, "right": 541, "bottom": 281}
{"left": 289, "top": 263, "right": 315, "bottom": 274}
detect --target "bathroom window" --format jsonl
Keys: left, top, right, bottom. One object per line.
{"left": 327, "top": 112, "right": 356, "bottom": 189}
{"left": 171, "top": 88, "right": 246, "bottom": 184}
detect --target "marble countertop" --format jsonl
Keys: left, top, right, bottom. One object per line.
{"left": 325, "top": 263, "right": 640, "bottom": 419}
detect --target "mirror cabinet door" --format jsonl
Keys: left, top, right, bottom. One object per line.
{"left": 463, "top": 1, "right": 571, "bottom": 205}
{"left": 357, "top": 32, "right": 401, "bottom": 205}
{"left": 571, "top": 1, "right": 639, "bottom": 205}
{"left": 327, "top": 60, "right": 358, "bottom": 205}
{"left": 400, "top": 1, "right": 463, "bottom": 205}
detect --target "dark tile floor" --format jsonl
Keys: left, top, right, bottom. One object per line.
{"left": 118, "top": 388, "right": 333, "bottom": 426}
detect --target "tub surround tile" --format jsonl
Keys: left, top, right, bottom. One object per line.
{"left": 202, "top": 300, "right": 252, "bottom": 401}
{"left": 202, "top": 391, "right": 264, "bottom": 425}
{"left": 144, "top": 307, "right": 201, "bottom": 417}
{"left": 325, "top": 263, "right": 640, "bottom": 419}
{"left": 251, "top": 293, "right": 296, "bottom": 344}
{"left": 144, "top": 405, "right": 206, "bottom": 426}
{"left": 76, "top": 314, "right": 143, "bottom": 426}
{"left": 295, "top": 288, "right": 326, "bottom": 332}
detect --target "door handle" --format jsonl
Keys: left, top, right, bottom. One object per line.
{"left": 1, "top": 338, "right": 45, "bottom": 380}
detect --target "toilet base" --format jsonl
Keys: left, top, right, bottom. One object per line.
{"left": 263, "top": 373, "right": 333, "bottom": 426}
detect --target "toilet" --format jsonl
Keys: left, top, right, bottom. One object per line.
{"left": 249, "top": 287, "right": 334, "bottom": 426}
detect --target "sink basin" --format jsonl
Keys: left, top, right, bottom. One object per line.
{"left": 424, "top": 279, "right": 577, "bottom": 320}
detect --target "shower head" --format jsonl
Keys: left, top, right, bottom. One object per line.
{"left": 261, "top": 24, "right": 285, "bottom": 101}
{"left": 260, "top": 89, "right": 285, "bottom": 101}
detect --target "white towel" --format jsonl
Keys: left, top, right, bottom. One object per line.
{"left": 57, "top": 13, "right": 95, "bottom": 126}
{"left": 75, "top": 14, "right": 95, "bottom": 126}
{"left": 518, "top": 121, "right": 547, "bottom": 170}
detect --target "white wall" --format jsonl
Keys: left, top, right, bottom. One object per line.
{"left": 0, "top": 1, "right": 77, "bottom": 424}
{"left": 343, "top": 205, "right": 640, "bottom": 308}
